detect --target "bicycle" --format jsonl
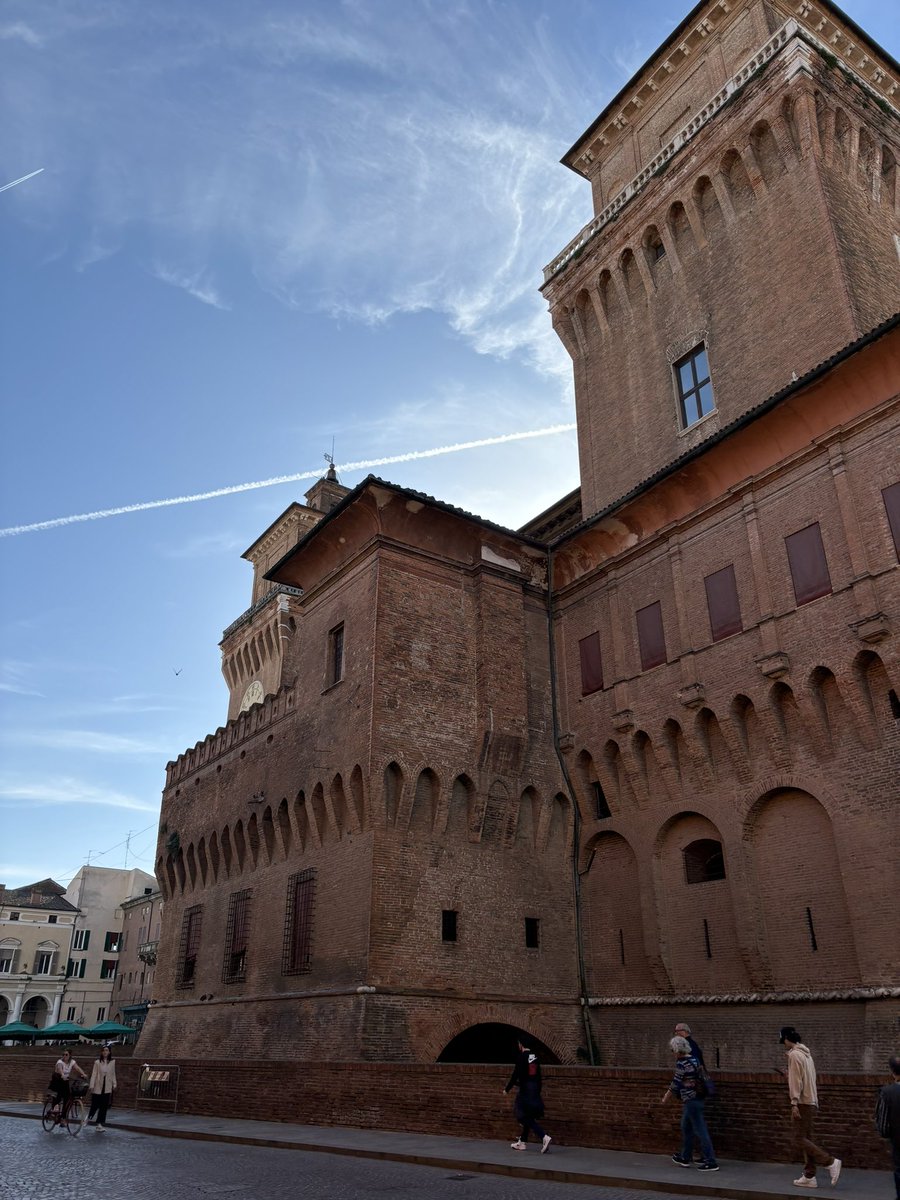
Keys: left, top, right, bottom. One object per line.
{"left": 41, "top": 1080, "right": 87, "bottom": 1137}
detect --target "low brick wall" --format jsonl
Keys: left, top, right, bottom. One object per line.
{"left": 0, "top": 1052, "right": 889, "bottom": 1170}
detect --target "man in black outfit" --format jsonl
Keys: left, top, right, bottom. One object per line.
{"left": 503, "top": 1040, "right": 552, "bottom": 1154}
{"left": 876, "top": 1056, "right": 900, "bottom": 1200}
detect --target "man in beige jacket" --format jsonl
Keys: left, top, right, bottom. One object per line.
{"left": 779, "top": 1026, "right": 842, "bottom": 1189}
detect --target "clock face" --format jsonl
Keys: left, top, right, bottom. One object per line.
{"left": 239, "top": 680, "right": 264, "bottom": 713}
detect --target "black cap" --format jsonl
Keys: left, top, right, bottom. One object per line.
{"left": 779, "top": 1026, "right": 801, "bottom": 1044}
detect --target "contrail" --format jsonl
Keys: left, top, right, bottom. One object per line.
{"left": 0, "top": 168, "right": 44, "bottom": 194}
{"left": 0, "top": 424, "right": 576, "bottom": 538}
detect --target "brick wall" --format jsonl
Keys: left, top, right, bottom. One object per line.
{"left": 0, "top": 1051, "right": 890, "bottom": 1170}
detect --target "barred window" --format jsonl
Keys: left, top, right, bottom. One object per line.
{"left": 223, "top": 889, "right": 252, "bottom": 984}
{"left": 177, "top": 905, "right": 202, "bottom": 988}
{"left": 282, "top": 869, "right": 315, "bottom": 975}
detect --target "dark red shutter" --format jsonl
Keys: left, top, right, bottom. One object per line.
{"left": 704, "top": 564, "right": 743, "bottom": 641}
{"left": 636, "top": 601, "right": 666, "bottom": 670}
{"left": 883, "top": 481, "right": 900, "bottom": 560}
{"left": 785, "top": 523, "right": 832, "bottom": 605}
{"left": 578, "top": 632, "right": 603, "bottom": 694}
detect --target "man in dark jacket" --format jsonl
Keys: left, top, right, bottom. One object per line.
{"left": 503, "top": 1040, "right": 551, "bottom": 1153}
{"left": 876, "top": 1056, "right": 900, "bottom": 1200}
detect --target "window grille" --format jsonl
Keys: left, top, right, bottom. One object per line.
{"left": 177, "top": 905, "right": 202, "bottom": 988}
{"left": 223, "top": 889, "right": 252, "bottom": 983}
{"left": 282, "top": 870, "right": 316, "bottom": 975}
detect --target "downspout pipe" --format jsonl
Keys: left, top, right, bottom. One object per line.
{"left": 546, "top": 547, "right": 597, "bottom": 1066}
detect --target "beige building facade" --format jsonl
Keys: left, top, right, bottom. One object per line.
{"left": 0, "top": 879, "right": 78, "bottom": 1029}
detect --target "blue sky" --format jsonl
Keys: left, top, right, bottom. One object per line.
{"left": 1, "top": 0, "right": 896, "bottom": 889}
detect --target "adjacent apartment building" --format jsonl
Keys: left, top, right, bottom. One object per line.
{"left": 0, "top": 879, "right": 78, "bottom": 1028}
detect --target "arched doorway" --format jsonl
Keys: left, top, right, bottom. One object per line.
{"left": 437, "top": 1023, "right": 559, "bottom": 1064}
{"left": 0, "top": 996, "right": 10, "bottom": 1025}
{"left": 21, "top": 996, "right": 49, "bottom": 1028}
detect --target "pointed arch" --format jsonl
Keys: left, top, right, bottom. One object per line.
{"left": 261, "top": 805, "right": 276, "bottom": 862}
{"left": 349, "top": 764, "right": 366, "bottom": 831}
{"left": 233, "top": 819, "right": 247, "bottom": 871}
{"left": 294, "top": 789, "right": 312, "bottom": 851}
{"left": 583, "top": 830, "right": 655, "bottom": 995}
{"left": 781, "top": 95, "right": 801, "bottom": 155}
{"left": 857, "top": 126, "right": 877, "bottom": 191}
{"left": 721, "top": 149, "right": 754, "bottom": 212}
{"left": 667, "top": 200, "right": 695, "bottom": 260}
{"left": 545, "top": 792, "right": 570, "bottom": 852}
{"left": 516, "top": 786, "right": 538, "bottom": 847}
{"left": 447, "top": 773, "right": 476, "bottom": 839}
{"left": 330, "top": 773, "right": 349, "bottom": 837}
{"left": 310, "top": 782, "right": 328, "bottom": 843}
{"left": 597, "top": 268, "right": 622, "bottom": 325}
{"left": 694, "top": 175, "right": 724, "bottom": 237}
{"left": 833, "top": 109, "right": 852, "bottom": 170}
{"left": 197, "top": 837, "right": 208, "bottom": 885}
{"left": 383, "top": 762, "right": 403, "bottom": 827}
{"left": 409, "top": 767, "right": 438, "bottom": 835}
{"left": 750, "top": 121, "right": 785, "bottom": 186}
{"left": 208, "top": 831, "right": 220, "bottom": 881}
{"left": 221, "top": 825, "right": 233, "bottom": 876}
{"left": 643, "top": 224, "right": 670, "bottom": 283}
{"left": 729, "top": 694, "right": 769, "bottom": 774}
{"left": 619, "top": 247, "right": 643, "bottom": 305}
{"left": 246, "top": 812, "right": 260, "bottom": 868}
{"left": 880, "top": 145, "right": 897, "bottom": 209}
{"left": 185, "top": 843, "right": 198, "bottom": 890}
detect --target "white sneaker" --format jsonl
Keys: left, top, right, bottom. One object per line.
{"left": 793, "top": 1176, "right": 817, "bottom": 1188}
{"left": 541, "top": 1135, "right": 551, "bottom": 1154}
{"left": 510, "top": 1140, "right": 527, "bottom": 1151}
{"left": 96, "top": 1124, "right": 105, "bottom": 1131}
{"left": 828, "top": 1158, "right": 841, "bottom": 1186}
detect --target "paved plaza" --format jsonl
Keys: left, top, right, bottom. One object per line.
{"left": 0, "top": 1114, "right": 683, "bottom": 1200}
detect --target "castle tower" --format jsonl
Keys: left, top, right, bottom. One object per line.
{"left": 541, "top": 0, "right": 900, "bottom": 519}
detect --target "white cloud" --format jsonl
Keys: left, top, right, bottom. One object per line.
{"left": 9, "top": 730, "right": 171, "bottom": 756}
{"left": 151, "top": 263, "right": 230, "bottom": 310}
{"left": 0, "top": 661, "right": 43, "bottom": 697}
{"left": 0, "top": 776, "right": 158, "bottom": 812}
{"left": 160, "top": 531, "right": 245, "bottom": 559}
{"left": 0, "top": 21, "right": 43, "bottom": 47}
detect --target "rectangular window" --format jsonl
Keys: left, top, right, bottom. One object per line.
{"left": 0, "top": 950, "right": 15, "bottom": 973}
{"left": 591, "top": 780, "right": 612, "bottom": 820}
{"left": 222, "top": 889, "right": 252, "bottom": 984}
{"left": 441, "top": 910, "right": 458, "bottom": 943}
{"left": 66, "top": 957, "right": 86, "bottom": 979}
{"left": 73, "top": 928, "right": 90, "bottom": 951}
{"left": 524, "top": 917, "right": 540, "bottom": 949}
{"left": 9, "top": 912, "right": 19, "bottom": 921}
{"left": 97, "top": 1007, "right": 106, "bottom": 1022}
{"left": 578, "top": 632, "right": 604, "bottom": 695}
{"left": 636, "top": 601, "right": 667, "bottom": 670}
{"left": 674, "top": 345, "right": 715, "bottom": 427}
{"left": 34, "top": 951, "right": 54, "bottom": 975}
{"left": 66, "top": 1006, "right": 76, "bottom": 1021}
{"left": 100, "top": 959, "right": 117, "bottom": 980}
{"left": 328, "top": 623, "right": 344, "bottom": 685}
{"left": 785, "top": 522, "right": 832, "bottom": 605}
{"left": 283, "top": 869, "right": 315, "bottom": 975}
{"left": 48, "top": 914, "right": 58, "bottom": 924}
{"left": 104, "top": 931, "right": 121, "bottom": 953}
{"left": 704, "top": 563, "right": 743, "bottom": 641}
{"left": 177, "top": 905, "right": 202, "bottom": 988}
{"left": 883, "top": 481, "right": 900, "bottom": 559}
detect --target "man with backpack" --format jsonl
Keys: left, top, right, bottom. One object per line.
{"left": 661, "top": 1034, "right": 719, "bottom": 1172}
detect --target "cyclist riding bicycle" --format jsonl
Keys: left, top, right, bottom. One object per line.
{"left": 48, "top": 1049, "right": 87, "bottom": 1115}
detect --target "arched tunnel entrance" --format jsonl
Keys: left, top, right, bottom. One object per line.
{"left": 436, "top": 1022, "right": 559, "bottom": 1064}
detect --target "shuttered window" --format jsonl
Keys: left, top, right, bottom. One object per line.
{"left": 785, "top": 523, "right": 832, "bottom": 605}
{"left": 636, "top": 601, "right": 667, "bottom": 670}
{"left": 578, "top": 632, "right": 604, "bottom": 694}
{"left": 704, "top": 564, "right": 743, "bottom": 641}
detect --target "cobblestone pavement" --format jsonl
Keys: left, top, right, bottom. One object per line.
{"left": 0, "top": 1117, "right": 689, "bottom": 1200}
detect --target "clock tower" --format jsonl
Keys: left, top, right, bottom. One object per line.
{"left": 220, "top": 467, "right": 350, "bottom": 722}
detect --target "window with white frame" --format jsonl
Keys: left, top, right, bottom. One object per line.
{"left": 34, "top": 950, "right": 55, "bottom": 975}
{"left": 0, "top": 941, "right": 19, "bottom": 973}
{"left": 73, "top": 928, "right": 90, "bottom": 951}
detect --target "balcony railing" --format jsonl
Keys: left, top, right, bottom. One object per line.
{"left": 221, "top": 584, "right": 303, "bottom": 641}
{"left": 138, "top": 940, "right": 159, "bottom": 965}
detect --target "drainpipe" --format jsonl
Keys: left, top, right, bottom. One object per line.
{"left": 545, "top": 548, "right": 596, "bottom": 1066}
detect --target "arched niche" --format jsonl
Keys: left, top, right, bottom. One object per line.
{"left": 436, "top": 1022, "right": 559, "bottom": 1064}
{"left": 582, "top": 831, "right": 655, "bottom": 995}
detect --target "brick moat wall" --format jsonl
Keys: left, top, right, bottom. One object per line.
{"left": 0, "top": 1051, "right": 890, "bottom": 1170}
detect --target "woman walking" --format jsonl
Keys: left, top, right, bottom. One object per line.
{"left": 88, "top": 1045, "right": 117, "bottom": 1130}
{"left": 661, "top": 1035, "right": 719, "bottom": 1172}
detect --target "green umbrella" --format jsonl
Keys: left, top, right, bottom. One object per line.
{"left": 33, "top": 1020, "right": 88, "bottom": 1038}
{"left": 0, "top": 1020, "right": 40, "bottom": 1040}
{"left": 85, "top": 1019, "right": 134, "bottom": 1037}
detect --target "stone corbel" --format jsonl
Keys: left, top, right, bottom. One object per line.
{"left": 755, "top": 650, "right": 790, "bottom": 679}
{"left": 676, "top": 682, "right": 706, "bottom": 709}
{"left": 612, "top": 708, "right": 635, "bottom": 733}
{"left": 849, "top": 613, "right": 891, "bottom": 644}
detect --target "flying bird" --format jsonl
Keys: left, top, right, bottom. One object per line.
{"left": 173, "top": 668, "right": 183, "bottom": 676}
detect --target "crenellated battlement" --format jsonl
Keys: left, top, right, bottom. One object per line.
{"left": 164, "top": 682, "right": 298, "bottom": 789}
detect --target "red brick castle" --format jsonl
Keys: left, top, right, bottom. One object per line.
{"left": 141, "top": 0, "right": 900, "bottom": 1072}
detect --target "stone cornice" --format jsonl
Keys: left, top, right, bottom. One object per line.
{"left": 589, "top": 985, "right": 900, "bottom": 1005}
